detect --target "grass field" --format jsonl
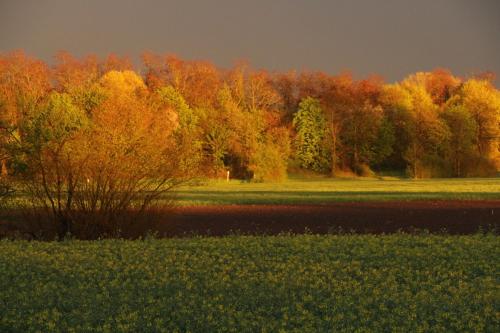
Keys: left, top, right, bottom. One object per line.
{"left": 1, "top": 234, "right": 498, "bottom": 332}
{"left": 173, "top": 177, "right": 500, "bottom": 205}
{"left": 4, "top": 177, "right": 499, "bottom": 208}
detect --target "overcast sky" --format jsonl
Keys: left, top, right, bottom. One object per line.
{"left": 0, "top": 0, "right": 499, "bottom": 82}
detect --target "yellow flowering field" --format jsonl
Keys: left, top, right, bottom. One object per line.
{"left": 1, "top": 234, "right": 498, "bottom": 332}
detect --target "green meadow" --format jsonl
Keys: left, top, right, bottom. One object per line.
{"left": 173, "top": 177, "right": 500, "bottom": 205}
{"left": 5, "top": 177, "right": 499, "bottom": 208}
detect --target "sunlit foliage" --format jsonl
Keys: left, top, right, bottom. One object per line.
{"left": 1, "top": 50, "right": 499, "bottom": 185}
{"left": 293, "top": 97, "right": 330, "bottom": 172}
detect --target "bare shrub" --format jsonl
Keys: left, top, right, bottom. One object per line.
{"left": 14, "top": 71, "right": 189, "bottom": 239}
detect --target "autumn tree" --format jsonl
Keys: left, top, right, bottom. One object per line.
{"left": 400, "top": 81, "right": 448, "bottom": 177}
{"left": 18, "top": 92, "right": 89, "bottom": 237}
{"left": 199, "top": 106, "right": 232, "bottom": 176}
{"left": 342, "top": 102, "right": 389, "bottom": 174}
{"left": 0, "top": 51, "right": 49, "bottom": 211}
{"left": 379, "top": 83, "right": 413, "bottom": 171}
{"left": 101, "top": 53, "right": 133, "bottom": 73}
{"left": 403, "top": 70, "right": 461, "bottom": 106}
{"left": 335, "top": 77, "right": 390, "bottom": 175}
{"left": 250, "top": 127, "right": 291, "bottom": 182}
{"left": 271, "top": 71, "right": 299, "bottom": 121}
{"left": 15, "top": 70, "right": 182, "bottom": 238}
{"left": 203, "top": 65, "right": 289, "bottom": 181}
{"left": 319, "top": 73, "right": 352, "bottom": 175}
{"left": 156, "top": 85, "right": 203, "bottom": 174}
{"left": 52, "top": 51, "right": 104, "bottom": 114}
{"left": 142, "top": 53, "right": 220, "bottom": 108}
{"left": 458, "top": 79, "right": 500, "bottom": 172}
{"left": 440, "top": 102, "right": 477, "bottom": 176}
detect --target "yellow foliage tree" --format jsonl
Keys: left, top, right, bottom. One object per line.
{"left": 459, "top": 79, "right": 500, "bottom": 171}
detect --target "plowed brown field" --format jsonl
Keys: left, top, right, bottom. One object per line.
{"left": 159, "top": 200, "right": 499, "bottom": 236}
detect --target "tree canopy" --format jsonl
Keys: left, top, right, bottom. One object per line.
{"left": 1, "top": 50, "right": 499, "bottom": 186}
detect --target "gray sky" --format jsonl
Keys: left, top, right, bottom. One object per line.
{"left": 0, "top": 0, "right": 499, "bottom": 82}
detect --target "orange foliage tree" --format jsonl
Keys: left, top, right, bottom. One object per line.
{"left": 12, "top": 70, "right": 184, "bottom": 238}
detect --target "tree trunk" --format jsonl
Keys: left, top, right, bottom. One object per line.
{"left": 331, "top": 129, "right": 337, "bottom": 177}
{"left": 353, "top": 124, "right": 359, "bottom": 174}
{"left": 412, "top": 144, "right": 418, "bottom": 179}
{"left": 1, "top": 160, "right": 7, "bottom": 177}
{"left": 57, "top": 214, "right": 72, "bottom": 239}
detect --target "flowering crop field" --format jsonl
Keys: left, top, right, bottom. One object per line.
{"left": 1, "top": 235, "right": 498, "bottom": 332}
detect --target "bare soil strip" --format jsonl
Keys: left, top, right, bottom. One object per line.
{"left": 159, "top": 201, "right": 500, "bottom": 236}
{"left": 1, "top": 201, "right": 498, "bottom": 238}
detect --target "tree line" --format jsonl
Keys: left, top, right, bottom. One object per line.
{"left": 1, "top": 51, "right": 499, "bottom": 183}
{"left": 0, "top": 50, "right": 498, "bottom": 237}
